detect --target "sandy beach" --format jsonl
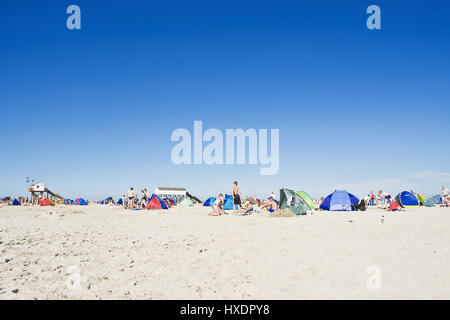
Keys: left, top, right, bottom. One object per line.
{"left": 1, "top": 204, "right": 450, "bottom": 300}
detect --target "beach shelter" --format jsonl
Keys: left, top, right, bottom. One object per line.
{"left": 64, "top": 199, "right": 73, "bottom": 205}
{"left": 145, "top": 194, "right": 168, "bottom": 210}
{"left": 224, "top": 194, "right": 234, "bottom": 210}
{"left": 100, "top": 200, "right": 105, "bottom": 204}
{"left": 179, "top": 197, "right": 194, "bottom": 206}
{"left": 117, "top": 198, "right": 123, "bottom": 205}
{"left": 296, "top": 191, "right": 315, "bottom": 210}
{"left": 417, "top": 194, "right": 426, "bottom": 206}
{"left": 320, "top": 190, "right": 359, "bottom": 211}
{"left": 105, "top": 197, "right": 113, "bottom": 202}
{"left": 395, "top": 191, "right": 419, "bottom": 208}
{"left": 75, "top": 198, "right": 88, "bottom": 206}
{"left": 40, "top": 198, "right": 50, "bottom": 207}
{"left": 163, "top": 199, "right": 172, "bottom": 208}
{"left": 164, "top": 198, "right": 176, "bottom": 206}
{"left": 279, "top": 188, "right": 309, "bottom": 215}
{"left": 203, "top": 197, "right": 216, "bottom": 206}
{"left": 424, "top": 194, "right": 443, "bottom": 207}
{"left": 12, "top": 198, "right": 21, "bottom": 206}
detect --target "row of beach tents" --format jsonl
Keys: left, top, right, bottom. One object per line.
{"left": 7, "top": 189, "right": 444, "bottom": 212}
{"left": 203, "top": 189, "right": 444, "bottom": 216}
{"left": 9, "top": 197, "right": 88, "bottom": 206}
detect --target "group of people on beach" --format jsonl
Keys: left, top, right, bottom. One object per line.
{"left": 124, "top": 187, "right": 151, "bottom": 209}
{"left": 209, "top": 181, "right": 279, "bottom": 216}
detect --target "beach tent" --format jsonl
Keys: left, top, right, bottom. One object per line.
{"left": 224, "top": 194, "right": 234, "bottom": 210}
{"left": 162, "top": 198, "right": 176, "bottom": 208}
{"left": 395, "top": 191, "right": 419, "bottom": 208}
{"left": 279, "top": 188, "right": 309, "bottom": 215}
{"left": 203, "top": 197, "right": 216, "bottom": 207}
{"left": 145, "top": 194, "right": 168, "bottom": 210}
{"left": 100, "top": 200, "right": 105, "bottom": 204}
{"left": 296, "top": 191, "right": 315, "bottom": 210}
{"left": 416, "top": 194, "right": 426, "bottom": 206}
{"left": 179, "top": 197, "right": 194, "bottom": 207}
{"left": 75, "top": 198, "right": 88, "bottom": 206}
{"left": 424, "top": 194, "right": 443, "bottom": 207}
{"left": 12, "top": 198, "right": 21, "bottom": 206}
{"left": 163, "top": 199, "right": 172, "bottom": 208}
{"left": 40, "top": 198, "right": 50, "bottom": 207}
{"left": 105, "top": 197, "right": 113, "bottom": 202}
{"left": 64, "top": 199, "right": 73, "bottom": 205}
{"left": 320, "top": 190, "right": 359, "bottom": 211}
{"left": 163, "top": 198, "right": 176, "bottom": 206}
{"left": 117, "top": 198, "right": 123, "bottom": 205}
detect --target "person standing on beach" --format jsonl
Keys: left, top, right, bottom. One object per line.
{"left": 232, "top": 181, "right": 243, "bottom": 215}
{"left": 126, "top": 187, "right": 137, "bottom": 209}
{"left": 442, "top": 186, "right": 449, "bottom": 207}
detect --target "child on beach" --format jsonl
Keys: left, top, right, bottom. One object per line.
{"left": 209, "top": 194, "right": 224, "bottom": 216}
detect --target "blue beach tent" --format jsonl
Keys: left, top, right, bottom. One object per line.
{"left": 64, "top": 199, "right": 73, "bottom": 205}
{"left": 76, "top": 198, "right": 88, "bottom": 206}
{"left": 117, "top": 198, "right": 123, "bottom": 205}
{"left": 203, "top": 197, "right": 216, "bottom": 206}
{"left": 424, "top": 194, "right": 443, "bottom": 207}
{"left": 12, "top": 198, "right": 21, "bottom": 206}
{"left": 320, "top": 190, "right": 359, "bottom": 211}
{"left": 395, "top": 191, "right": 420, "bottom": 208}
{"left": 145, "top": 194, "right": 168, "bottom": 210}
{"left": 224, "top": 194, "right": 234, "bottom": 210}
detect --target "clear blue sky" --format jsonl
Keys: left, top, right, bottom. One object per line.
{"left": 1, "top": 0, "right": 449, "bottom": 200}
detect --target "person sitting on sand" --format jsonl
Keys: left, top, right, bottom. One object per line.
{"left": 261, "top": 196, "right": 279, "bottom": 213}
{"left": 241, "top": 201, "right": 253, "bottom": 214}
{"left": 209, "top": 194, "right": 224, "bottom": 216}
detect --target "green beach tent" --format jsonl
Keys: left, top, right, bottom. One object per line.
{"left": 296, "top": 191, "right": 315, "bottom": 210}
{"left": 179, "top": 197, "right": 194, "bottom": 206}
{"left": 279, "top": 188, "right": 309, "bottom": 215}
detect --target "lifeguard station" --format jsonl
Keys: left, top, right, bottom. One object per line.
{"left": 28, "top": 182, "right": 64, "bottom": 203}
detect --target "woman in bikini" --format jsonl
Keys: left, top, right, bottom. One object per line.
{"left": 209, "top": 194, "right": 224, "bottom": 216}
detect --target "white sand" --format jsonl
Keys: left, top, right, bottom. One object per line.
{"left": 1, "top": 204, "right": 450, "bottom": 300}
